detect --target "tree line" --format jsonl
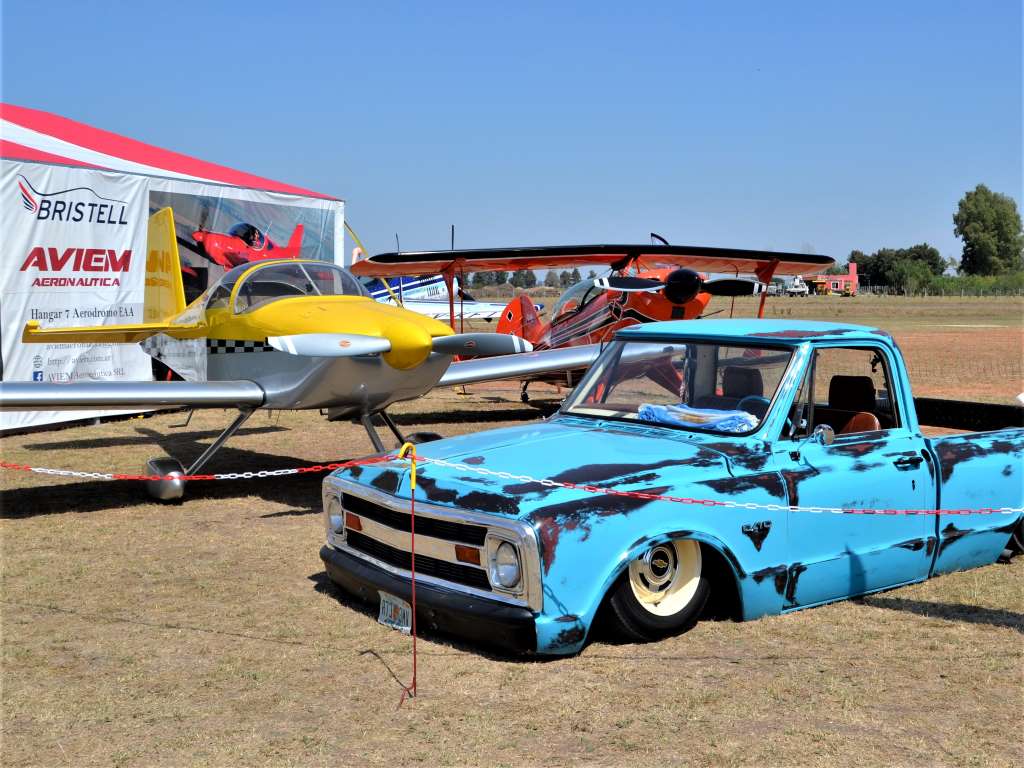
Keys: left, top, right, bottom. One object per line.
{"left": 469, "top": 268, "right": 595, "bottom": 290}
{"left": 847, "top": 184, "right": 1023, "bottom": 293}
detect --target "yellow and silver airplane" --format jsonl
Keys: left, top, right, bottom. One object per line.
{"left": 1, "top": 209, "right": 599, "bottom": 498}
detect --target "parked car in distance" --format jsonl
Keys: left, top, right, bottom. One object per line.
{"left": 320, "top": 320, "right": 1024, "bottom": 655}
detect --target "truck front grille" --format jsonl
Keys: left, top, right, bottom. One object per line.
{"left": 342, "top": 493, "right": 487, "bottom": 545}
{"left": 346, "top": 530, "right": 492, "bottom": 591}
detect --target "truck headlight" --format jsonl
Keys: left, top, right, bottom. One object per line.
{"left": 490, "top": 541, "right": 521, "bottom": 589}
{"left": 325, "top": 494, "right": 344, "bottom": 537}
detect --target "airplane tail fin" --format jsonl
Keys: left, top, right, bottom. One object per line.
{"left": 285, "top": 223, "right": 305, "bottom": 254}
{"left": 144, "top": 207, "right": 187, "bottom": 323}
{"left": 497, "top": 294, "right": 544, "bottom": 344}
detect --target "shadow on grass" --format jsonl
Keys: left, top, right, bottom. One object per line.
{"left": 308, "top": 570, "right": 552, "bottom": 664}
{"left": 862, "top": 596, "right": 1024, "bottom": 634}
{"left": 24, "top": 424, "right": 288, "bottom": 452}
{"left": 1, "top": 439, "right": 339, "bottom": 518}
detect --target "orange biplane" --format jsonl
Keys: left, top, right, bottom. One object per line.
{"left": 351, "top": 242, "right": 833, "bottom": 400}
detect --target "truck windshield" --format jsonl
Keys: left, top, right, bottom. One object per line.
{"left": 562, "top": 339, "right": 794, "bottom": 435}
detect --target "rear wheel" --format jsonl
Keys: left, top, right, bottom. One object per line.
{"left": 606, "top": 540, "right": 709, "bottom": 642}
{"left": 1008, "top": 517, "right": 1024, "bottom": 556}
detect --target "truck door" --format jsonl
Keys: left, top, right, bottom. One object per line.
{"left": 773, "top": 344, "right": 934, "bottom": 608}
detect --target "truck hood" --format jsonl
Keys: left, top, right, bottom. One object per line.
{"left": 336, "top": 415, "right": 734, "bottom": 520}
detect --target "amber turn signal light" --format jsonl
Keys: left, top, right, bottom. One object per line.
{"left": 454, "top": 544, "right": 481, "bottom": 566}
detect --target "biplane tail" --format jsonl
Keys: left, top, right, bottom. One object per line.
{"left": 497, "top": 294, "right": 544, "bottom": 345}
{"left": 22, "top": 208, "right": 203, "bottom": 345}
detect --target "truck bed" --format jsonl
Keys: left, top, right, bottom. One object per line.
{"left": 914, "top": 397, "right": 1024, "bottom": 433}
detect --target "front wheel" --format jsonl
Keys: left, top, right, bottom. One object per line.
{"left": 606, "top": 540, "right": 709, "bottom": 642}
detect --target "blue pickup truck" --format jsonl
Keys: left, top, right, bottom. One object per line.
{"left": 319, "top": 320, "right": 1024, "bottom": 655}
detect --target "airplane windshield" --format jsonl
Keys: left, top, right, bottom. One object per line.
{"left": 551, "top": 280, "right": 598, "bottom": 319}
{"left": 233, "top": 262, "right": 368, "bottom": 313}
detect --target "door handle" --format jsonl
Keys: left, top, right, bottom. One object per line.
{"left": 893, "top": 456, "right": 924, "bottom": 469}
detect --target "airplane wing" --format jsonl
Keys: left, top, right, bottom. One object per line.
{"left": 350, "top": 244, "right": 834, "bottom": 278}
{"left": 385, "top": 298, "right": 512, "bottom": 321}
{"left": 438, "top": 344, "right": 601, "bottom": 387}
{"left": 0, "top": 380, "right": 265, "bottom": 410}
{"left": 22, "top": 320, "right": 206, "bottom": 344}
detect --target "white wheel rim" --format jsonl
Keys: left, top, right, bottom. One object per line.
{"left": 628, "top": 540, "right": 702, "bottom": 617}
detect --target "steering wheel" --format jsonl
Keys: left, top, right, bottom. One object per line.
{"left": 737, "top": 395, "right": 770, "bottom": 420}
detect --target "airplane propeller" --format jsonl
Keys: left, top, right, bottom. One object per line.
{"left": 267, "top": 332, "right": 532, "bottom": 359}
{"left": 593, "top": 268, "right": 766, "bottom": 304}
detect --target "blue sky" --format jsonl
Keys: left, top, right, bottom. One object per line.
{"left": 2, "top": 1, "right": 1020, "bottom": 264}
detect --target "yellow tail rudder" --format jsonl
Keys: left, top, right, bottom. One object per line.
{"left": 144, "top": 207, "right": 186, "bottom": 323}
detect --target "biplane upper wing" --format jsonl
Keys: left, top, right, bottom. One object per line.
{"left": 350, "top": 244, "right": 835, "bottom": 279}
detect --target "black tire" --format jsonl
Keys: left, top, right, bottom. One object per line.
{"left": 605, "top": 540, "right": 710, "bottom": 642}
{"left": 1008, "top": 517, "right": 1024, "bottom": 556}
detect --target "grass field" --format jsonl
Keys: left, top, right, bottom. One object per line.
{"left": 2, "top": 296, "right": 1022, "bottom": 767}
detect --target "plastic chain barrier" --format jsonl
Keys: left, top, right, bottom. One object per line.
{"left": 412, "top": 456, "right": 1024, "bottom": 517}
{"left": 0, "top": 455, "right": 397, "bottom": 482}
{"left": 2, "top": 454, "right": 1023, "bottom": 516}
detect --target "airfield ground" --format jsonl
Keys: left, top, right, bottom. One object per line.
{"left": 2, "top": 296, "right": 1022, "bottom": 767}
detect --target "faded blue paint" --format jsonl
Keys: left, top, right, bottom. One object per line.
{"left": 329, "top": 320, "right": 1024, "bottom": 655}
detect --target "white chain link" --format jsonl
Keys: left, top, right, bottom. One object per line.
{"left": 416, "top": 456, "right": 1023, "bottom": 516}
{"left": 10, "top": 456, "right": 1024, "bottom": 516}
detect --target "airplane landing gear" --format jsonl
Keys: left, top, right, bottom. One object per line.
{"left": 360, "top": 411, "right": 443, "bottom": 453}
{"left": 144, "top": 407, "right": 254, "bottom": 501}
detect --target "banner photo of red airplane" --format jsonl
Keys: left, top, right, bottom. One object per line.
{"left": 149, "top": 189, "right": 336, "bottom": 303}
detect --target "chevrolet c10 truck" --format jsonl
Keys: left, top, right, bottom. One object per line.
{"left": 319, "top": 320, "right": 1024, "bottom": 655}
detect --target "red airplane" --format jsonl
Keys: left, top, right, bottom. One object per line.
{"left": 191, "top": 222, "right": 304, "bottom": 269}
{"left": 350, "top": 242, "right": 833, "bottom": 400}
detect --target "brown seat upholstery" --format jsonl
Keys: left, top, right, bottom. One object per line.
{"left": 840, "top": 411, "right": 881, "bottom": 434}
{"left": 828, "top": 375, "right": 876, "bottom": 413}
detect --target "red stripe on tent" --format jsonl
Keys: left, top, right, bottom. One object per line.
{"left": 1, "top": 103, "right": 337, "bottom": 200}
{"left": 0, "top": 139, "right": 108, "bottom": 169}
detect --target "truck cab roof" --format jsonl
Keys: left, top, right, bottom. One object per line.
{"left": 616, "top": 319, "right": 890, "bottom": 345}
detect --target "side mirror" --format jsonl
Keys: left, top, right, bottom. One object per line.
{"left": 811, "top": 424, "right": 835, "bottom": 446}
{"left": 790, "top": 424, "right": 834, "bottom": 460}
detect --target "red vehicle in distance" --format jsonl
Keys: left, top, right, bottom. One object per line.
{"left": 191, "top": 222, "right": 304, "bottom": 269}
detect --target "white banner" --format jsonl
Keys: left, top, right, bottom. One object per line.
{"left": 1, "top": 161, "right": 152, "bottom": 430}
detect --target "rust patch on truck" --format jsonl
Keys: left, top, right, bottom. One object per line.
{"left": 740, "top": 521, "right": 773, "bottom": 551}
{"left": 699, "top": 473, "right": 786, "bottom": 498}
{"left": 370, "top": 470, "right": 401, "bottom": 494}
{"left": 937, "top": 438, "right": 1024, "bottom": 482}
{"left": 503, "top": 458, "right": 716, "bottom": 497}
{"left": 416, "top": 475, "right": 520, "bottom": 515}
{"left": 750, "top": 565, "right": 788, "bottom": 595}
{"left": 532, "top": 485, "right": 672, "bottom": 573}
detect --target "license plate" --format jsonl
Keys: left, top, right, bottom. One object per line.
{"left": 377, "top": 591, "right": 412, "bottom": 634}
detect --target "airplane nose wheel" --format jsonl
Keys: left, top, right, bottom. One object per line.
{"left": 145, "top": 457, "right": 186, "bottom": 501}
